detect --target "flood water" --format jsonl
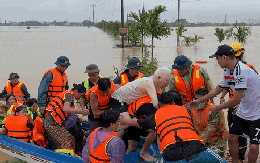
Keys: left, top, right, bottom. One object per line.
{"left": 0, "top": 26, "right": 260, "bottom": 161}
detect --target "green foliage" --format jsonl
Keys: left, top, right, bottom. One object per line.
{"left": 95, "top": 21, "right": 121, "bottom": 36}
{"left": 214, "top": 27, "right": 226, "bottom": 43}
{"left": 182, "top": 35, "right": 204, "bottom": 46}
{"left": 126, "top": 22, "right": 142, "bottom": 45}
{"left": 193, "top": 35, "right": 204, "bottom": 44}
{"left": 176, "top": 24, "right": 187, "bottom": 37}
{"left": 140, "top": 47, "right": 158, "bottom": 76}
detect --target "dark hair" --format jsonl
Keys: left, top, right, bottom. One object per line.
{"left": 71, "top": 83, "right": 86, "bottom": 93}
{"left": 227, "top": 55, "right": 236, "bottom": 59}
{"left": 195, "top": 88, "right": 209, "bottom": 96}
{"left": 6, "top": 94, "right": 16, "bottom": 101}
{"left": 98, "top": 78, "right": 111, "bottom": 92}
{"left": 0, "top": 94, "right": 6, "bottom": 99}
{"left": 15, "top": 105, "right": 27, "bottom": 115}
{"left": 100, "top": 110, "right": 120, "bottom": 128}
{"left": 27, "top": 98, "right": 37, "bottom": 107}
{"left": 158, "top": 91, "right": 182, "bottom": 106}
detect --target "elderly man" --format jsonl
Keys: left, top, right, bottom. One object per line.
{"left": 0, "top": 73, "right": 30, "bottom": 104}
{"left": 37, "top": 56, "right": 70, "bottom": 115}
{"left": 168, "top": 55, "right": 214, "bottom": 106}
{"left": 112, "top": 67, "right": 171, "bottom": 162}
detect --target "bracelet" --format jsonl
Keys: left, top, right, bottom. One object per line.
{"left": 220, "top": 97, "right": 224, "bottom": 99}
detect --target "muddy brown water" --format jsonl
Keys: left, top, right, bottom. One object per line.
{"left": 0, "top": 26, "right": 260, "bottom": 161}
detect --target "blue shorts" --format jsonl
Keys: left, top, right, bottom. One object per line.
{"left": 163, "top": 148, "right": 227, "bottom": 163}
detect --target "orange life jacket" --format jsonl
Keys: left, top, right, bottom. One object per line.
{"left": 128, "top": 91, "right": 161, "bottom": 118}
{"left": 5, "top": 115, "right": 32, "bottom": 142}
{"left": 155, "top": 105, "right": 204, "bottom": 153}
{"left": 86, "top": 80, "right": 115, "bottom": 118}
{"left": 173, "top": 65, "right": 205, "bottom": 104}
{"left": 89, "top": 127, "right": 119, "bottom": 163}
{"left": 191, "top": 103, "right": 227, "bottom": 141}
{"left": 46, "top": 90, "right": 74, "bottom": 125}
{"left": 32, "top": 116, "right": 48, "bottom": 148}
{"left": 43, "top": 69, "right": 67, "bottom": 103}
{"left": 120, "top": 72, "right": 144, "bottom": 86}
{"left": 6, "top": 82, "right": 25, "bottom": 104}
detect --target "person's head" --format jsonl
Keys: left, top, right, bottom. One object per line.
{"left": 172, "top": 55, "right": 193, "bottom": 76}
{"left": 158, "top": 91, "right": 182, "bottom": 108}
{"left": 27, "top": 98, "right": 38, "bottom": 113}
{"left": 15, "top": 105, "right": 27, "bottom": 115}
{"left": 194, "top": 88, "right": 210, "bottom": 110}
{"left": 230, "top": 42, "right": 245, "bottom": 61}
{"left": 0, "top": 100, "right": 7, "bottom": 114}
{"left": 100, "top": 109, "right": 120, "bottom": 131}
{"left": 71, "top": 84, "right": 86, "bottom": 100}
{"left": 84, "top": 64, "right": 100, "bottom": 81}
{"left": 126, "top": 57, "right": 143, "bottom": 77}
{"left": 8, "top": 73, "right": 20, "bottom": 85}
{"left": 55, "top": 56, "right": 71, "bottom": 72}
{"left": 167, "top": 90, "right": 183, "bottom": 106}
{"left": 0, "top": 94, "right": 6, "bottom": 102}
{"left": 97, "top": 78, "right": 111, "bottom": 96}
{"left": 209, "top": 44, "right": 236, "bottom": 69}
{"left": 153, "top": 67, "right": 171, "bottom": 88}
{"left": 6, "top": 94, "right": 16, "bottom": 106}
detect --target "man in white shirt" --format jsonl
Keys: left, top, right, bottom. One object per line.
{"left": 190, "top": 44, "right": 260, "bottom": 163}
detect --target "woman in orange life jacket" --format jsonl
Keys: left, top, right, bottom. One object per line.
{"left": 119, "top": 92, "right": 226, "bottom": 163}
{"left": 1, "top": 105, "right": 34, "bottom": 143}
{"left": 82, "top": 109, "right": 126, "bottom": 163}
{"left": 44, "top": 83, "right": 89, "bottom": 151}
{"left": 191, "top": 88, "right": 228, "bottom": 157}
{"left": 6, "top": 94, "right": 17, "bottom": 115}
{"left": 219, "top": 42, "right": 257, "bottom": 162}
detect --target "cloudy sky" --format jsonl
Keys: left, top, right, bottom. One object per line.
{"left": 0, "top": 0, "right": 259, "bottom": 23}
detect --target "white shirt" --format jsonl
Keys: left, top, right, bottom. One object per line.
{"left": 218, "top": 61, "right": 260, "bottom": 120}
{"left": 111, "top": 77, "right": 154, "bottom": 104}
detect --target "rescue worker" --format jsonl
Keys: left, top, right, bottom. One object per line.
{"left": 112, "top": 67, "right": 171, "bottom": 162}
{"left": 83, "top": 64, "right": 103, "bottom": 92}
{"left": 191, "top": 88, "right": 228, "bottom": 157}
{"left": 0, "top": 73, "right": 30, "bottom": 105}
{"left": 168, "top": 55, "right": 214, "bottom": 106}
{"left": 120, "top": 92, "right": 226, "bottom": 162}
{"left": 113, "top": 57, "right": 144, "bottom": 89}
{"left": 37, "top": 56, "right": 70, "bottom": 115}
{"left": 219, "top": 42, "right": 256, "bottom": 162}
{"left": 3, "top": 105, "right": 34, "bottom": 142}
{"left": 44, "top": 84, "right": 88, "bottom": 151}
{"left": 86, "top": 78, "right": 115, "bottom": 133}
{"left": 190, "top": 44, "right": 260, "bottom": 163}
{"left": 82, "top": 109, "right": 125, "bottom": 163}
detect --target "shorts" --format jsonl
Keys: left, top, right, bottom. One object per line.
{"left": 229, "top": 114, "right": 260, "bottom": 144}
{"left": 123, "top": 126, "right": 148, "bottom": 142}
{"left": 163, "top": 148, "right": 227, "bottom": 163}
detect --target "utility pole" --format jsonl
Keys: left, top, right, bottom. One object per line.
{"left": 177, "top": 0, "right": 180, "bottom": 46}
{"left": 90, "top": 4, "right": 96, "bottom": 24}
{"left": 127, "top": 12, "right": 129, "bottom": 44}
{"left": 121, "top": 0, "right": 124, "bottom": 48}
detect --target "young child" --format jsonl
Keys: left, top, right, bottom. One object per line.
{"left": 82, "top": 109, "right": 125, "bottom": 163}
{"left": 2, "top": 105, "right": 34, "bottom": 142}
{"left": 27, "top": 98, "right": 41, "bottom": 121}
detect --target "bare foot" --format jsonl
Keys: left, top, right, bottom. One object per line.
{"left": 140, "top": 152, "right": 158, "bottom": 162}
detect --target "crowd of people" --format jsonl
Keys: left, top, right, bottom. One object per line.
{"left": 0, "top": 42, "right": 259, "bottom": 163}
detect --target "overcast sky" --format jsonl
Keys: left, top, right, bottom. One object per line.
{"left": 0, "top": 0, "right": 259, "bottom": 23}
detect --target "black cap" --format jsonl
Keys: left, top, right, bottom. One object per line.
{"left": 54, "top": 56, "right": 71, "bottom": 66}
{"left": 172, "top": 55, "right": 193, "bottom": 69}
{"left": 209, "top": 45, "right": 235, "bottom": 58}
{"left": 126, "top": 57, "right": 143, "bottom": 69}
{"left": 8, "top": 73, "right": 19, "bottom": 80}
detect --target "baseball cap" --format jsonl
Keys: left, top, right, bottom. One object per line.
{"left": 209, "top": 45, "right": 235, "bottom": 58}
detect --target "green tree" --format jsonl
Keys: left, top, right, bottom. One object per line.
{"left": 126, "top": 22, "right": 141, "bottom": 45}
{"left": 146, "top": 5, "right": 172, "bottom": 57}
{"left": 214, "top": 27, "right": 226, "bottom": 43}
{"left": 176, "top": 24, "right": 187, "bottom": 38}
{"left": 227, "top": 24, "right": 251, "bottom": 44}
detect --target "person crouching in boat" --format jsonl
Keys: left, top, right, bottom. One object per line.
{"left": 82, "top": 109, "right": 126, "bottom": 163}
{"left": 120, "top": 92, "right": 227, "bottom": 163}
{"left": 191, "top": 88, "right": 228, "bottom": 157}
{"left": 26, "top": 98, "right": 48, "bottom": 148}
{"left": 2, "top": 105, "right": 34, "bottom": 143}
{"left": 44, "top": 84, "right": 89, "bottom": 151}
